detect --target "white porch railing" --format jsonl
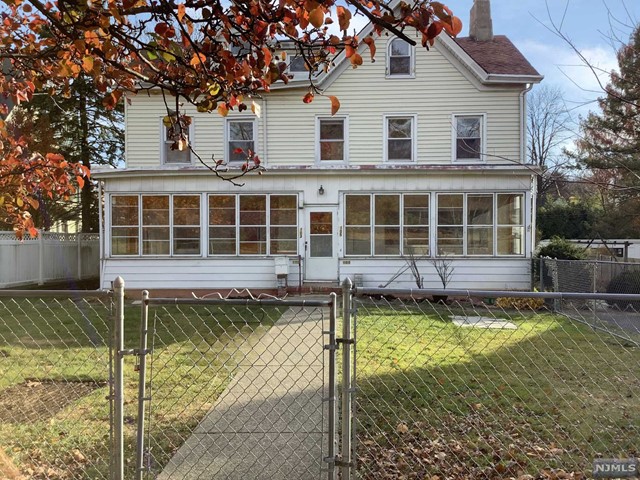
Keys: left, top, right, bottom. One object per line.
{"left": 0, "top": 231, "right": 99, "bottom": 288}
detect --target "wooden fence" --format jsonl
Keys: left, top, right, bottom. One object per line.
{"left": 0, "top": 231, "right": 99, "bottom": 288}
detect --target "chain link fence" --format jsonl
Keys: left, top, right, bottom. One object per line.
{"left": 137, "top": 294, "right": 337, "bottom": 480}
{"left": 350, "top": 287, "right": 639, "bottom": 480}
{"left": 0, "top": 290, "right": 114, "bottom": 480}
{"left": 536, "top": 257, "right": 640, "bottom": 295}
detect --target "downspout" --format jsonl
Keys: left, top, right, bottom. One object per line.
{"left": 262, "top": 96, "right": 268, "bottom": 166}
{"left": 520, "top": 83, "right": 536, "bottom": 257}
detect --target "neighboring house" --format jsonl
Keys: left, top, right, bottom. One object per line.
{"left": 95, "top": 0, "right": 542, "bottom": 293}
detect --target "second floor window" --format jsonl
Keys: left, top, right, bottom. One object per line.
{"left": 454, "top": 115, "right": 483, "bottom": 161}
{"left": 228, "top": 119, "right": 255, "bottom": 162}
{"left": 162, "top": 120, "right": 191, "bottom": 165}
{"left": 318, "top": 117, "right": 346, "bottom": 162}
{"left": 385, "top": 116, "right": 415, "bottom": 162}
{"left": 388, "top": 38, "right": 413, "bottom": 77}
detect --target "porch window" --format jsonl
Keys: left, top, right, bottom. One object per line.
{"left": 228, "top": 119, "right": 255, "bottom": 162}
{"left": 209, "top": 195, "right": 236, "bottom": 255}
{"left": 374, "top": 195, "right": 400, "bottom": 255}
{"left": 318, "top": 118, "right": 346, "bottom": 162}
{"left": 387, "top": 38, "right": 413, "bottom": 77}
{"left": 270, "top": 195, "right": 297, "bottom": 254}
{"left": 454, "top": 115, "right": 483, "bottom": 161}
{"left": 111, "top": 196, "right": 139, "bottom": 255}
{"left": 435, "top": 193, "right": 525, "bottom": 256}
{"left": 208, "top": 194, "right": 298, "bottom": 256}
{"left": 437, "top": 194, "right": 464, "bottom": 255}
{"left": 345, "top": 193, "right": 430, "bottom": 257}
{"left": 239, "top": 195, "right": 267, "bottom": 255}
{"left": 467, "top": 194, "right": 493, "bottom": 255}
{"left": 111, "top": 194, "right": 201, "bottom": 256}
{"left": 385, "top": 116, "right": 415, "bottom": 162}
{"left": 345, "top": 195, "right": 371, "bottom": 256}
{"left": 173, "top": 195, "right": 201, "bottom": 255}
{"left": 142, "top": 195, "right": 170, "bottom": 255}
{"left": 497, "top": 194, "right": 524, "bottom": 255}
{"left": 403, "top": 195, "right": 429, "bottom": 255}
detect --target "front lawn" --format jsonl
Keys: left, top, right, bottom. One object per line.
{"left": 353, "top": 300, "right": 640, "bottom": 479}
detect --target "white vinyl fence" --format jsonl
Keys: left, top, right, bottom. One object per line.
{"left": 0, "top": 231, "right": 99, "bottom": 288}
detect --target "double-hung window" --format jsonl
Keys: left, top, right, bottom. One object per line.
{"left": 162, "top": 118, "right": 191, "bottom": 165}
{"left": 387, "top": 38, "right": 413, "bottom": 77}
{"left": 454, "top": 115, "right": 483, "bottom": 161}
{"left": 111, "top": 194, "right": 201, "bottom": 256}
{"left": 385, "top": 115, "right": 416, "bottom": 162}
{"left": 436, "top": 193, "right": 525, "bottom": 256}
{"left": 208, "top": 194, "right": 298, "bottom": 256}
{"left": 345, "top": 194, "right": 430, "bottom": 256}
{"left": 317, "top": 117, "right": 346, "bottom": 162}
{"left": 227, "top": 119, "right": 255, "bottom": 162}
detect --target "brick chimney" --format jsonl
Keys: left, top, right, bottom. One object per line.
{"left": 469, "top": 0, "right": 493, "bottom": 42}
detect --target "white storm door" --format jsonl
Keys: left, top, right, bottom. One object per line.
{"left": 305, "top": 207, "right": 338, "bottom": 281}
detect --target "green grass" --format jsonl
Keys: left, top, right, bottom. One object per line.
{"left": 353, "top": 301, "right": 640, "bottom": 479}
{"left": 0, "top": 297, "right": 282, "bottom": 479}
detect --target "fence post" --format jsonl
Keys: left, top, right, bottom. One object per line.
{"left": 38, "top": 231, "right": 45, "bottom": 285}
{"left": 539, "top": 257, "right": 544, "bottom": 291}
{"left": 113, "top": 276, "right": 125, "bottom": 480}
{"left": 327, "top": 292, "right": 337, "bottom": 480}
{"left": 77, "top": 234, "right": 83, "bottom": 281}
{"left": 135, "top": 290, "right": 150, "bottom": 480}
{"left": 341, "top": 277, "right": 353, "bottom": 480}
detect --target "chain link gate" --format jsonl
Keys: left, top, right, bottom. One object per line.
{"left": 129, "top": 291, "right": 343, "bottom": 480}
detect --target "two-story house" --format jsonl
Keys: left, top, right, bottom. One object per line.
{"left": 95, "top": 0, "right": 542, "bottom": 293}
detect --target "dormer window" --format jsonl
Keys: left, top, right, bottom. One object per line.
{"left": 387, "top": 38, "right": 414, "bottom": 77}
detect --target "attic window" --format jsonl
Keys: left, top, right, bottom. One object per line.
{"left": 289, "top": 56, "right": 307, "bottom": 73}
{"left": 387, "top": 38, "right": 413, "bottom": 77}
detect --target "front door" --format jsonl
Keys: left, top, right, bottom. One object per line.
{"left": 305, "top": 207, "right": 338, "bottom": 281}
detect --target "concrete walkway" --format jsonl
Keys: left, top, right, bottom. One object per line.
{"left": 158, "top": 305, "right": 328, "bottom": 480}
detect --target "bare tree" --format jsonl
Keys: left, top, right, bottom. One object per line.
{"left": 527, "top": 85, "right": 574, "bottom": 204}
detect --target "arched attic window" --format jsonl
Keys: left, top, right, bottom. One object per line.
{"left": 386, "top": 38, "right": 414, "bottom": 78}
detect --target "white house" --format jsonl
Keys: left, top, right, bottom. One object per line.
{"left": 95, "top": 0, "right": 542, "bottom": 293}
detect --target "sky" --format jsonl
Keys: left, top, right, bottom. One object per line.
{"left": 453, "top": 0, "right": 640, "bottom": 120}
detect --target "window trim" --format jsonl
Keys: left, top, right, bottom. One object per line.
{"left": 225, "top": 117, "right": 258, "bottom": 163}
{"left": 451, "top": 113, "right": 486, "bottom": 163}
{"left": 386, "top": 37, "right": 415, "bottom": 79}
{"left": 383, "top": 114, "right": 418, "bottom": 163}
{"left": 110, "top": 193, "right": 202, "bottom": 257}
{"left": 315, "top": 115, "right": 349, "bottom": 165}
{"left": 160, "top": 118, "right": 194, "bottom": 166}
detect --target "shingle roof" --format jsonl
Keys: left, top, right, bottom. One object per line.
{"left": 453, "top": 35, "right": 541, "bottom": 77}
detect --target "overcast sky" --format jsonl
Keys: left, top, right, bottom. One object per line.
{"left": 453, "top": 0, "right": 640, "bottom": 121}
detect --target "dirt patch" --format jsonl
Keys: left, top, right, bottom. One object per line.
{"left": 0, "top": 380, "right": 105, "bottom": 424}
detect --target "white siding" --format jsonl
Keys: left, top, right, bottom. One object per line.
{"left": 340, "top": 258, "right": 531, "bottom": 290}
{"left": 125, "top": 39, "right": 525, "bottom": 168}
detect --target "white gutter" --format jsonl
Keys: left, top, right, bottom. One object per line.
{"left": 262, "top": 96, "right": 268, "bottom": 166}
